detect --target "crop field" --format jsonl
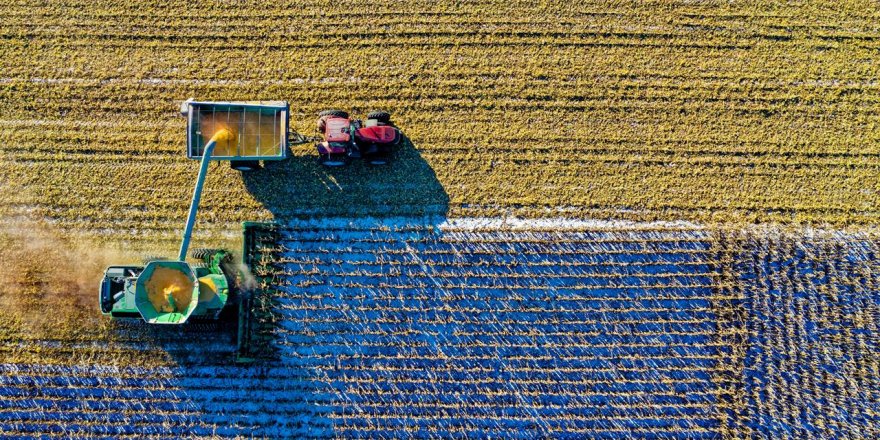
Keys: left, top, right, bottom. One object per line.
{"left": 1, "top": 0, "right": 879, "bottom": 438}
{"left": 732, "top": 230, "right": 880, "bottom": 436}
{"left": 1, "top": 219, "right": 878, "bottom": 438}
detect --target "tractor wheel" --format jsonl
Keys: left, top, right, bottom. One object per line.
{"left": 230, "top": 160, "right": 261, "bottom": 172}
{"left": 367, "top": 111, "right": 391, "bottom": 123}
{"left": 319, "top": 153, "right": 349, "bottom": 167}
{"left": 319, "top": 109, "right": 349, "bottom": 119}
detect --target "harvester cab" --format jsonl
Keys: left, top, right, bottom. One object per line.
{"left": 99, "top": 100, "right": 290, "bottom": 361}
{"left": 316, "top": 110, "right": 402, "bottom": 166}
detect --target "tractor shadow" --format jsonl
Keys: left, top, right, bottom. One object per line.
{"left": 241, "top": 134, "right": 449, "bottom": 221}
{"left": 236, "top": 133, "right": 450, "bottom": 364}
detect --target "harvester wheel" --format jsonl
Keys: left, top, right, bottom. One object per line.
{"left": 367, "top": 111, "right": 391, "bottom": 123}
{"left": 319, "top": 109, "right": 349, "bottom": 119}
{"left": 190, "top": 248, "right": 232, "bottom": 262}
{"left": 190, "top": 248, "right": 209, "bottom": 259}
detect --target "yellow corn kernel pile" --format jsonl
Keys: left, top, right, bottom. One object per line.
{"left": 145, "top": 266, "right": 193, "bottom": 314}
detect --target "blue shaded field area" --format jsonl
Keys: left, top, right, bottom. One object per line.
{"left": 1, "top": 221, "right": 878, "bottom": 438}
{"left": 0, "top": 222, "right": 731, "bottom": 439}
{"left": 736, "top": 234, "right": 880, "bottom": 438}
{"left": 271, "top": 226, "right": 727, "bottom": 438}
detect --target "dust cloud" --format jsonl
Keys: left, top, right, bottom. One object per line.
{"left": 0, "top": 218, "right": 133, "bottom": 334}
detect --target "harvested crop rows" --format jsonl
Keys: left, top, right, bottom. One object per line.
{"left": 2, "top": 1, "right": 880, "bottom": 250}
{"left": 1, "top": 218, "right": 877, "bottom": 438}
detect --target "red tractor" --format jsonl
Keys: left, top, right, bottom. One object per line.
{"left": 316, "top": 110, "right": 402, "bottom": 166}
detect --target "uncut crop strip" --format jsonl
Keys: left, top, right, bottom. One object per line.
{"left": 2, "top": 0, "right": 880, "bottom": 243}
{"left": 731, "top": 229, "right": 880, "bottom": 439}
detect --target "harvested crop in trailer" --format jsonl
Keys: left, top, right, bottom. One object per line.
{"left": 198, "top": 277, "right": 219, "bottom": 302}
{"left": 197, "top": 110, "right": 284, "bottom": 157}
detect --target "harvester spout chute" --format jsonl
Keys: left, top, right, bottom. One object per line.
{"left": 178, "top": 129, "right": 231, "bottom": 261}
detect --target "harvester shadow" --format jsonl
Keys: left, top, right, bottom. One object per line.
{"left": 110, "top": 134, "right": 455, "bottom": 434}
{"left": 109, "top": 318, "right": 240, "bottom": 364}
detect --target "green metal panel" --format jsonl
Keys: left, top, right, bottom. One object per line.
{"left": 192, "top": 273, "right": 229, "bottom": 316}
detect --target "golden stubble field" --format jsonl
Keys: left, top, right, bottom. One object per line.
{"left": 1, "top": 0, "right": 879, "bottom": 251}
{"left": 3, "top": 0, "right": 878, "bottom": 345}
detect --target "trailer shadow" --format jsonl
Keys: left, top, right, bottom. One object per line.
{"left": 241, "top": 134, "right": 450, "bottom": 221}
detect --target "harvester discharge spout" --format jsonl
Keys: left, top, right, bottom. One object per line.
{"left": 178, "top": 128, "right": 231, "bottom": 261}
